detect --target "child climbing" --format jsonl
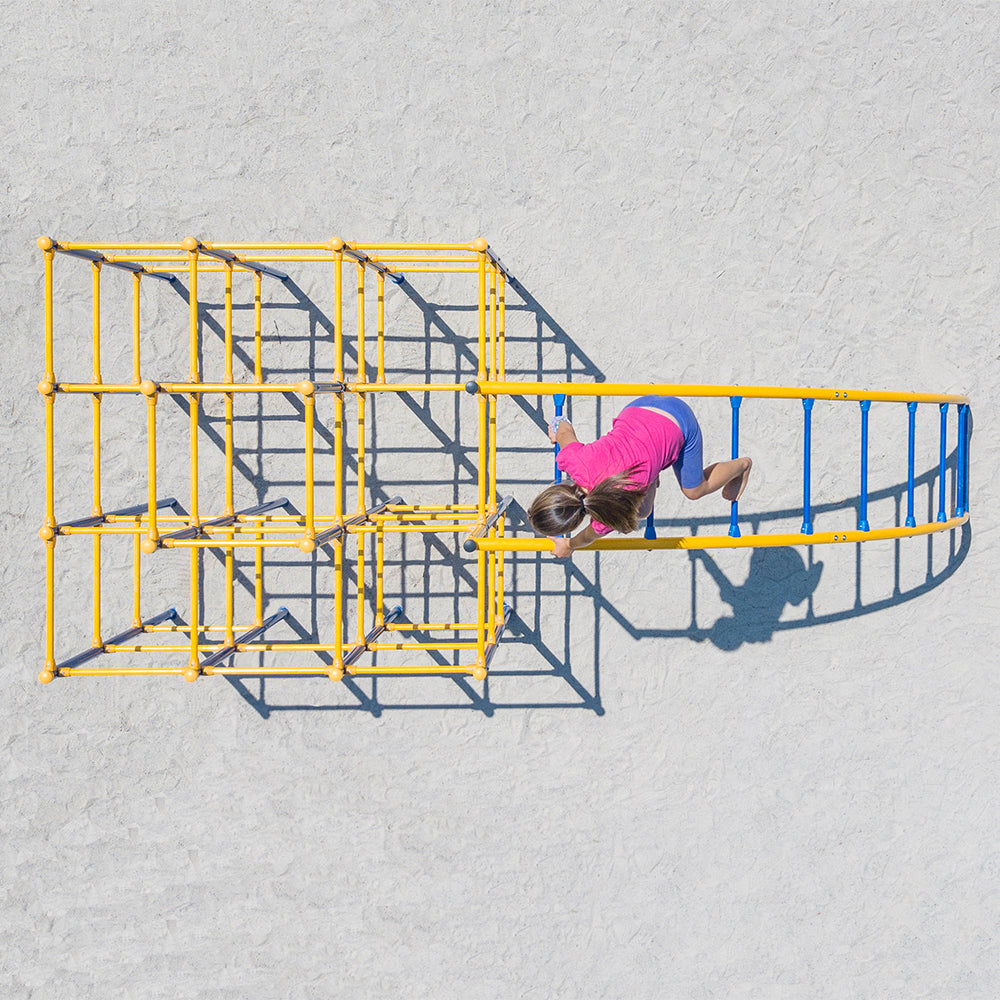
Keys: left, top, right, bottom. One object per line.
{"left": 526, "top": 395, "right": 752, "bottom": 558}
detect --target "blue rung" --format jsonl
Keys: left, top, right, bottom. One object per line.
{"left": 553, "top": 393, "right": 566, "bottom": 483}
{"left": 905, "top": 401, "right": 917, "bottom": 528}
{"left": 644, "top": 511, "right": 656, "bottom": 539}
{"left": 962, "top": 404, "right": 971, "bottom": 514}
{"left": 858, "top": 400, "right": 871, "bottom": 531}
{"left": 956, "top": 403, "right": 969, "bottom": 516}
{"left": 728, "top": 396, "right": 742, "bottom": 538}
{"left": 801, "top": 398, "right": 814, "bottom": 534}
{"left": 937, "top": 403, "right": 948, "bottom": 522}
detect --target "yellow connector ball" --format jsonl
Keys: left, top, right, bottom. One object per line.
{"left": 181, "top": 237, "right": 200, "bottom": 251}
{"left": 472, "top": 665, "right": 487, "bottom": 681}
{"left": 37, "top": 380, "right": 54, "bottom": 396}
{"left": 38, "top": 525, "right": 55, "bottom": 541}
{"left": 297, "top": 380, "right": 315, "bottom": 396}
{"left": 471, "top": 237, "right": 488, "bottom": 252}
{"left": 298, "top": 537, "right": 316, "bottom": 553}
{"left": 139, "top": 379, "right": 158, "bottom": 397}
{"left": 140, "top": 538, "right": 158, "bottom": 554}
{"left": 37, "top": 236, "right": 54, "bottom": 251}
{"left": 38, "top": 670, "right": 55, "bottom": 684}
{"left": 183, "top": 667, "right": 199, "bottom": 682}
{"left": 326, "top": 237, "right": 345, "bottom": 252}
{"left": 328, "top": 667, "right": 344, "bottom": 682}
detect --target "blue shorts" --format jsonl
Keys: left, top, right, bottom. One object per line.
{"left": 626, "top": 395, "right": 704, "bottom": 490}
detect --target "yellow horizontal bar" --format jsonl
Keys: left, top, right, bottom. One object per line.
{"left": 345, "top": 242, "right": 478, "bottom": 251}
{"left": 239, "top": 643, "right": 337, "bottom": 652}
{"left": 474, "top": 516, "right": 969, "bottom": 552}
{"left": 348, "top": 665, "right": 475, "bottom": 675}
{"left": 59, "top": 667, "right": 186, "bottom": 676}
{"left": 367, "top": 642, "right": 478, "bottom": 651}
{"left": 378, "top": 267, "right": 478, "bottom": 273}
{"left": 208, "top": 666, "right": 337, "bottom": 675}
{"left": 345, "top": 383, "right": 467, "bottom": 392}
{"left": 473, "top": 381, "right": 971, "bottom": 406}
{"left": 161, "top": 539, "right": 305, "bottom": 549}
{"left": 385, "top": 504, "right": 478, "bottom": 512}
{"left": 144, "top": 625, "right": 258, "bottom": 633}
{"left": 143, "top": 266, "right": 229, "bottom": 273}
{"left": 385, "top": 623, "right": 478, "bottom": 631}
{"left": 53, "top": 383, "right": 144, "bottom": 394}
{"left": 372, "top": 512, "right": 480, "bottom": 522}
{"left": 51, "top": 382, "right": 315, "bottom": 394}
{"left": 353, "top": 525, "right": 473, "bottom": 534}
{"left": 157, "top": 383, "right": 312, "bottom": 393}
{"left": 107, "top": 645, "right": 239, "bottom": 653}
{"left": 54, "top": 242, "right": 185, "bottom": 250}
{"left": 60, "top": 526, "right": 144, "bottom": 536}
{"left": 367, "top": 255, "right": 477, "bottom": 263}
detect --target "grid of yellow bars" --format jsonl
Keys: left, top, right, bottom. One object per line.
{"left": 37, "top": 236, "right": 512, "bottom": 684}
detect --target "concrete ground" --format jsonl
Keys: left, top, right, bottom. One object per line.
{"left": 3, "top": 3, "right": 999, "bottom": 998}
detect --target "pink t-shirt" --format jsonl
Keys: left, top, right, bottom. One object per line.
{"left": 556, "top": 407, "right": 684, "bottom": 535}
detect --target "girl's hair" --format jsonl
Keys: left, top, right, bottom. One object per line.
{"left": 527, "top": 466, "right": 647, "bottom": 536}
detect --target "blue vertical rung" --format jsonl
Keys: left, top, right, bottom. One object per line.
{"left": 728, "top": 396, "right": 742, "bottom": 538}
{"left": 553, "top": 393, "right": 566, "bottom": 483}
{"left": 644, "top": 511, "right": 656, "bottom": 540}
{"left": 937, "top": 403, "right": 948, "bottom": 522}
{"left": 956, "top": 403, "right": 969, "bottom": 516}
{"left": 801, "top": 398, "right": 814, "bottom": 534}
{"left": 858, "top": 400, "right": 871, "bottom": 531}
{"left": 905, "top": 401, "right": 917, "bottom": 528}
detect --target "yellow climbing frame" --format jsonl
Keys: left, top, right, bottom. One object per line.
{"left": 37, "top": 236, "right": 971, "bottom": 685}
{"left": 37, "top": 236, "right": 511, "bottom": 684}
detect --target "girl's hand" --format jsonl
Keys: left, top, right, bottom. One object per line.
{"left": 549, "top": 536, "right": 572, "bottom": 558}
{"left": 548, "top": 415, "right": 571, "bottom": 443}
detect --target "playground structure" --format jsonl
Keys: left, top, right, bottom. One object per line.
{"left": 37, "top": 236, "right": 972, "bottom": 685}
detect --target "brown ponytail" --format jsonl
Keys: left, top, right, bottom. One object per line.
{"left": 527, "top": 465, "right": 648, "bottom": 536}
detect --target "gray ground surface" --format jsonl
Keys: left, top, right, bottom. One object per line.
{"left": 3, "top": 3, "right": 999, "bottom": 998}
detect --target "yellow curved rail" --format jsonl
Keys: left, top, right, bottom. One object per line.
{"left": 471, "top": 380, "right": 970, "bottom": 406}
{"left": 474, "top": 516, "right": 970, "bottom": 553}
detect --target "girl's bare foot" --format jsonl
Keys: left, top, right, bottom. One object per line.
{"left": 722, "top": 457, "right": 752, "bottom": 502}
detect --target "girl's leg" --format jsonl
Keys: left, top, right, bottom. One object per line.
{"left": 680, "top": 457, "right": 752, "bottom": 501}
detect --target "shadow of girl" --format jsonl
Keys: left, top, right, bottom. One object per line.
{"left": 695, "top": 547, "right": 823, "bottom": 651}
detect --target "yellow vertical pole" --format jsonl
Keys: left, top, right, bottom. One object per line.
{"left": 356, "top": 262, "right": 366, "bottom": 646}
{"left": 487, "top": 268, "right": 497, "bottom": 637}
{"left": 185, "top": 243, "right": 201, "bottom": 681}
{"left": 303, "top": 383, "right": 316, "bottom": 544}
{"left": 223, "top": 263, "right": 235, "bottom": 647}
{"left": 41, "top": 535, "right": 56, "bottom": 683}
{"left": 91, "top": 261, "right": 103, "bottom": 649}
{"left": 375, "top": 523, "right": 385, "bottom": 628}
{"left": 142, "top": 382, "right": 159, "bottom": 550}
{"left": 39, "top": 244, "right": 57, "bottom": 683}
{"left": 253, "top": 270, "right": 263, "bottom": 382}
{"left": 496, "top": 514, "right": 505, "bottom": 626}
{"left": 252, "top": 269, "right": 263, "bottom": 627}
{"left": 330, "top": 247, "right": 345, "bottom": 680}
{"left": 498, "top": 273, "right": 505, "bottom": 379}
{"left": 475, "top": 241, "right": 488, "bottom": 674}
{"left": 132, "top": 271, "right": 144, "bottom": 626}
{"left": 133, "top": 532, "right": 142, "bottom": 628}
{"left": 376, "top": 271, "right": 385, "bottom": 383}
{"left": 497, "top": 272, "right": 506, "bottom": 628}
{"left": 132, "top": 272, "right": 142, "bottom": 384}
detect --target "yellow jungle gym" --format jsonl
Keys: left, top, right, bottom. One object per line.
{"left": 37, "top": 237, "right": 971, "bottom": 685}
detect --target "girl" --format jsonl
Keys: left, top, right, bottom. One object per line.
{"left": 527, "top": 395, "right": 752, "bottom": 558}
